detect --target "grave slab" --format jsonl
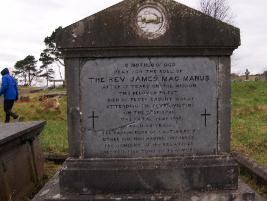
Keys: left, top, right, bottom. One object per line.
{"left": 0, "top": 121, "right": 46, "bottom": 201}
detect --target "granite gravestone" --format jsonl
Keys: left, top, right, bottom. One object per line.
{"left": 54, "top": 0, "right": 239, "bottom": 200}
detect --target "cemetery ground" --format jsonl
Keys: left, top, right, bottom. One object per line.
{"left": 0, "top": 86, "right": 68, "bottom": 154}
{"left": 1, "top": 81, "right": 267, "bottom": 196}
{"left": 231, "top": 81, "right": 267, "bottom": 166}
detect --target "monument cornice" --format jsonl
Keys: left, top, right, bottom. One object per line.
{"left": 60, "top": 47, "right": 237, "bottom": 58}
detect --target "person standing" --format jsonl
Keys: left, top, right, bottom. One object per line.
{"left": 0, "top": 68, "right": 19, "bottom": 123}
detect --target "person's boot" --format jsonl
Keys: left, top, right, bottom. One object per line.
{"left": 5, "top": 116, "right": 10, "bottom": 123}
{"left": 11, "top": 113, "right": 19, "bottom": 119}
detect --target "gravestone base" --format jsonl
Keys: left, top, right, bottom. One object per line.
{"left": 32, "top": 173, "right": 266, "bottom": 201}
{"left": 59, "top": 156, "right": 238, "bottom": 195}
{"left": 43, "top": 192, "right": 258, "bottom": 201}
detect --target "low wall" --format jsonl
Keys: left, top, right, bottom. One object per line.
{"left": 0, "top": 121, "right": 46, "bottom": 201}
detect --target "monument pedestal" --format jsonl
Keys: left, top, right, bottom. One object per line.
{"left": 59, "top": 156, "right": 238, "bottom": 195}
{"left": 32, "top": 173, "right": 265, "bottom": 201}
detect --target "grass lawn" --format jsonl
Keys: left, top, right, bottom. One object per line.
{"left": 41, "top": 120, "right": 68, "bottom": 154}
{"left": 0, "top": 87, "right": 68, "bottom": 154}
{"left": 231, "top": 81, "right": 267, "bottom": 166}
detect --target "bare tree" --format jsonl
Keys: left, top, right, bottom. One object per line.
{"left": 199, "top": 0, "right": 233, "bottom": 23}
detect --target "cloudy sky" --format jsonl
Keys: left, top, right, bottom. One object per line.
{"left": 0, "top": 0, "right": 266, "bottom": 79}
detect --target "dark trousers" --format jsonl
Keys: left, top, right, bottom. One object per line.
{"left": 4, "top": 100, "right": 15, "bottom": 123}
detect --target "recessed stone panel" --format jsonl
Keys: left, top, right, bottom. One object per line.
{"left": 81, "top": 57, "right": 217, "bottom": 158}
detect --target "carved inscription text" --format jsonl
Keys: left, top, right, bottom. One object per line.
{"left": 81, "top": 58, "right": 218, "bottom": 158}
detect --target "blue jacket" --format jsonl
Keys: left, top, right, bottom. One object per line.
{"left": 0, "top": 68, "right": 19, "bottom": 100}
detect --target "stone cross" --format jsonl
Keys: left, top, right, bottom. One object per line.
{"left": 88, "top": 111, "right": 99, "bottom": 129}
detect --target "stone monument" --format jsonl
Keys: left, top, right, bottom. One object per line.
{"left": 33, "top": 0, "right": 261, "bottom": 200}
{"left": 245, "top": 69, "right": 250, "bottom": 81}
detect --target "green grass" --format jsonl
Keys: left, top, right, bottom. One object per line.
{"left": 0, "top": 86, "right": 68, "bottom": 154}
{"left": 231, "top": 81, "right": 267, "bottom": 166}
{"left": 41, "top": 120, "right": 68, "bottom": 154}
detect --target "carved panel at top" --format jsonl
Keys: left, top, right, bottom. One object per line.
{"left": 136, "top": 4, "right": 167, "bottom": 39}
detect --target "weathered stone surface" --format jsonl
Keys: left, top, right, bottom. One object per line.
{"left": 233, "top": 152, "right": 267, "bottom": 185}
{"left": 67, "top": 56, "right": 232, "bottom": 158}
{"left": 0, "top": 121, "right": 46, "bottom": 146}
{"left": 30, "top": 88, "right": 46, "bottom": 94}
{"left": 59, "top": 156, "right": 238, "bottom": 195}
{"left": 32, "top": 173, "right": 266, "bottom": 201}
{"left": 81, "top": 57, "right": 217, "bottom": 158}
{"left": 0, "top": 121, "right": 46, "bottom": 201}
{"left": 56, "top": 0, "right": 240, "bottom": 52}
{"left": 43, "top": 91, "right": 67, "bottom": 99}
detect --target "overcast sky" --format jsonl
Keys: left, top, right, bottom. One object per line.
{"left": 0, "top": 0, "right": 266, "bottom": 78}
